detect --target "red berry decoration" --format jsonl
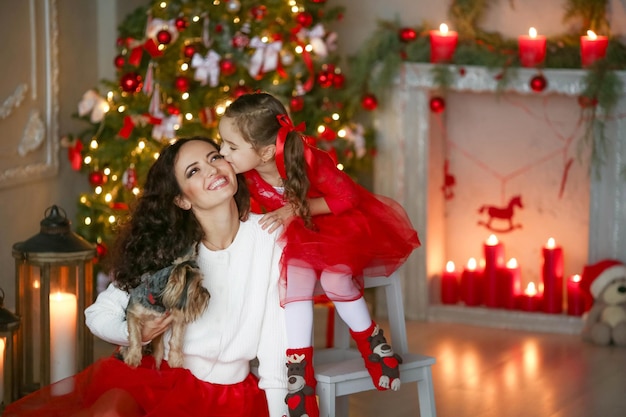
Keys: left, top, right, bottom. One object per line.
{"left": 290, "top": 96, "right": 305, "bottom": 112}
{"left": 530, "top": 74, "right": 547, "bottom": 92}
{"left": 156, "top": 29, "right": 172, "bottom": 45}
{"left": 429, "top": 97, "right": 446, "bottom": 113}
{"left": 120, "top": 72, "right": 142, "bottom": 93}
{"left": 578, "top": 95, "right": 598, "bottom": 108}
{"left": 89, "top": 171, "right": 106, "bottom": 187}
{"left": 250, "top": 5, "right": 267, "bottom": 20}
{"left": 114, "top": 54, "right": 125, "bottom": 68}
{"left": 183, "top": 44, "right": 196, "bottom": 58}
{"left": 175, "top": 76, "right": 190, "bottom": 93}
{"left": 399, "top": 27, "right": 417, "bottom": 42}
{"left": 361, "top": 94, "right": 378, "bottom": 111}
{"left": 220, "top": 58, "right": 237, "bottom": 76}
{"left": 296, "top": 12, "right": 313, "bottom": 27}
{"left": 317, "top": 70, "right": 334, "bottom": 88}
{"left": 175, "top": 17, "right": 188, "bottom": 31}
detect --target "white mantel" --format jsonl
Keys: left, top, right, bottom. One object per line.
{"left": 374, "top": 63, "right": 626, "bottom": 333}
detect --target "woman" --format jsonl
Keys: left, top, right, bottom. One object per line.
{"left": 4, "top": 137, "right": 288, "bottom": 417}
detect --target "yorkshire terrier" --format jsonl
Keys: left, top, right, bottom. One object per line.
{"left": 122, "top": 251, "right": 210, "bottom": 369}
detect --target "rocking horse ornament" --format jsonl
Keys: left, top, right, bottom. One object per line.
{"left": 478, "top": 195, "right": 524, "bottom": 233}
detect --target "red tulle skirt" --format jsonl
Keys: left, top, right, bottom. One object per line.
{"left": 3, "top": 355, "right": 269, "bottom": 417}
{"left": 279, "top": 185, "right": 420, "bottom": 305}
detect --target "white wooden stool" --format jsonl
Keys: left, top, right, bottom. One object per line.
{"left": 314, "top": 272, "right": 437, "bottom": 417}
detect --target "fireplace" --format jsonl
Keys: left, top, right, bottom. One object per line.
{"left": 374, "top": 63, "right": 626, "bottom": 333}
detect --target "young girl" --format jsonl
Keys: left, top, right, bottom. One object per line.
{"left": 219, "top": 93, "right": 420, "bottom": 417}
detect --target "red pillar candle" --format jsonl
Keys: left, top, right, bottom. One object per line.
{"left": 429, "top": 23, "right": 458, "bottom": 63}
{"left": 566, "top": 274, "right": 587, "bottom": 316}
{"left": 483, "top": 234, "right": 505, "bottom": 308}
{"left": 441, "top": 261, "right": 460, "bottom": 304}
{"left": 518, "top": 27, "right": 547, "bottom": 68}
{"left": 541, "top": 237, "right": 564, "bottom": 314}
{"left": 497, "top": 258, "right": 522, "bottom": 309}
{"left": 580, "top": 30, "right": 608, "bottom": 67}
{"left": 461, "top": 257, "right": 483, "bottom": 306}
{"left": 517, "top": 282, "right": 543, "bottom": 312}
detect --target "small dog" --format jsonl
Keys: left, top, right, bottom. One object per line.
{"left": 122, "top": 251, "right": 210, "bottom": 369}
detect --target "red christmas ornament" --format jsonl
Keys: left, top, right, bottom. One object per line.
{"left": 530, "top": 74, "right": 547, "bottom": 92}
{"left": 120, "top": 72, "right": 142, "bottom": 93}
{"left": 167, "top": 104, "right": 181, "bottom": 115}
{"left": 156, "top": 29, "right": 172, "bottom": 45}
{"left": 290, "top": 96, "right": 305, "bottom": 112}
{"left": 175, "top": 17, "right": 188, "bottom": 31}
{"left": 96, "top": 242, "right": 108, "bottom": 259}
{"left": 232, "top": 32, "right": 250, "bottom": 49}
{"left": 429, "top": 97, "right": 446, "bottom": 113}
{"left": 175, "top": 76, "right": 190, "bottom": 93}
{"left": 232, "top": 85, "right": 250, "bottom": 98}
{"left": 114, "top": 54, "right": 125, "bottom": 68}
{"left": 310, "top": 0, "right": 327, "bottom": 3}
{"left": 578, "top": 95, "right": 598, "bottom": 108}
{"left": 361, "top": 94, "right": 378, "bottom": 111}
{"left": 220, "top": 58, "right": 237, "bottom": 76}
{"left": 250, "top": 5, "right": 267, "bottom": 20}
{"left": 89, "top": 171, "right": 106, "bottom": 187}
{"left": 296, "top": 12, "right": 314, "bottom": 28}
{"left": 67, "top": 140, "right": 83, "bottom": 171}
{"left": 332, "top": 73, "right": 346, "bottom": 89}
{"left": 399, "top": 27, "right": 417, "bottom": 42}
{"left": 183, "top": 44, "right": 196, "bottom": 58}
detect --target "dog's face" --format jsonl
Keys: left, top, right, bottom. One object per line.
{"left": 161, "top": 261, "right": 210, "bottom": 323}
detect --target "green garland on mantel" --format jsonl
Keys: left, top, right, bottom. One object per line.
{"left": 347, "top": 0, "right": 626, "bottom": 176}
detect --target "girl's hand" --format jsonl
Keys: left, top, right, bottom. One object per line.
{"left": 141, "top": 311, "right": 174, "bottom": 342}
{"left": 259, "top": 205, "right": 294, "bottom": 233}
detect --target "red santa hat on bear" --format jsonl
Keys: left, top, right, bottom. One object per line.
{"left": 580, "top": 259, "right": 626, "bottom": 298}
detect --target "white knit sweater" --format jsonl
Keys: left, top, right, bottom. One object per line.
{"left": 85, "top": 214, "right": 288, "bottom": 417}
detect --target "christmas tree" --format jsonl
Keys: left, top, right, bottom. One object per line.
{"left": 63, "top": 0, "right": 377, "bottom": 260}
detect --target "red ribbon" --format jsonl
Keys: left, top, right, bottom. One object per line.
{"left": 275, "top": 114, "right": 315, "bottom": 179}
{"left": 128, "top": 38, "right": 163, "bottom": 67}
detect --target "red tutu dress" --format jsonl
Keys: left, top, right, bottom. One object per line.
{"left": 2, "top": 354, "right": 269, "bottom": 417}
{"left": 244, "top": 128, "right": 420, "bottom": 306}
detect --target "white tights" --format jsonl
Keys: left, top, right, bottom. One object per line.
{"left": 284, "top": 264, "right": 372, "bottom": 348}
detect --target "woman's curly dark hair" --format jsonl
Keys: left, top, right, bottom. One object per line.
{"left": 107, "top": 136, "right": 250, "bottom": 291}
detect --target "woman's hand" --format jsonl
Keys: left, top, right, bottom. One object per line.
{"left": 141, "top": 311, "right": 174, "bottom": 342}
{"left": 259, "top": 205, "right": 294, "bottom": 233}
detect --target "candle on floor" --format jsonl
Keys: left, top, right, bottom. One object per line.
{"left": 0, "top": 337, "right": 4, "bottom": 405}
{"left": 461, "top": 258, "right": 483, "bottom": 306}
{"left": 517, "top": 282, "right": 542, "bottom": 312}
{"left": 566, "top": 274, "right": 587, "bottom": 316}
{"left": 483, "top": 234, "right": 505, "bottom": 308}
{"left": 429, "top": 23, "right": 458, "bottom": 63}
{"left": 542, "top": 238, "right": 564, "bottom": 314}
{"left": 580, "top": 30, "right": 608, "bottom": 67}
{"left": 441, "top": 261, "right": 460, "bottom": 304}
{"left": 518, "top": 27, "right": 547, "bottom": 67}
{"left": 50, "top": 292, "right": 77, "bottom": 387}
{"left": 497, "top": 258, "right": 522, "bottom": 309}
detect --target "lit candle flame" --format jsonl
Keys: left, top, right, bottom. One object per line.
{"left": 486, "top": 234, "right": 499, "bottom": 246}
{"left": 439, "top": 23, "right": 449, "bottom": 34}
{"left": 587, "top": 30, "right": 597, "bottom": 40}
{"left": 529, "top": 27, "right": 537, "bottom": 38}
{"left": 525, "top": 282, "right": 538, "bottom": 296}
{"left": 506, "top": 258, "right": 518, "bottom": 268}
{"left": 467, "top": 257, "right": 477, "bottom": 270}
{"left": 446, "top": 260, "right": 456, "bottom": 273}
{"left": 546, "top": 237, "right": 556, "bottom": 249}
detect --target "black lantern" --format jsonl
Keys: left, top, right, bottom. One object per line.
{"left": 0, "top": 289, "right": 20, "bottom": 406}
{"left": 12, "top": 205, "right": 96, "bottom": 397}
